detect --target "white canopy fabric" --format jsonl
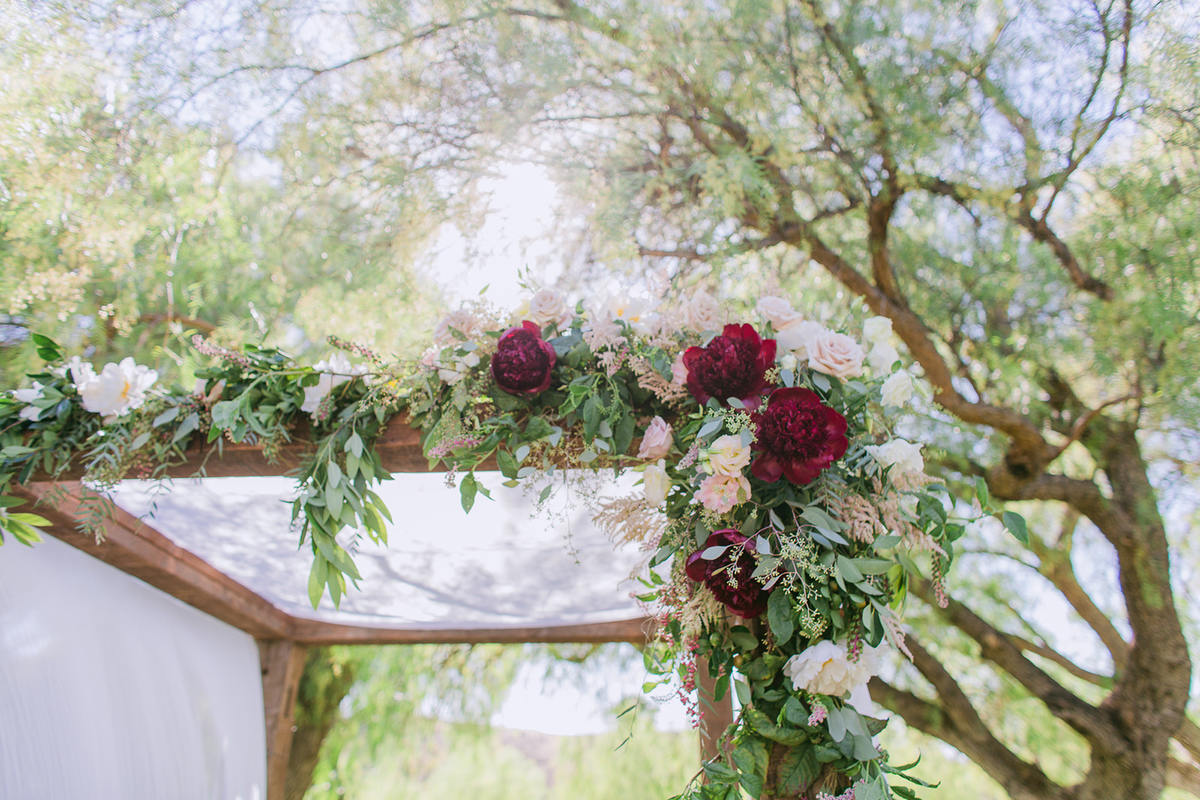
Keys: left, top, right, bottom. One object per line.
{"left": 0, "top": 535, "right": 267, "bottom": 800}
{"left": 110, "top": 472, "right": 650, "bottom": 630}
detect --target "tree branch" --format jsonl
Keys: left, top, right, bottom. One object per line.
{"left": 869, "top": 638, "right": 1063, "bottom": 800}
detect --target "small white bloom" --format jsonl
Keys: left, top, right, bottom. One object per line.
{"left": 880, "top": 371, "right": 915, "bottom": 407}
{"left": 301, "top": 353, "right": 369, "bottom": 416}
{"left": 862, "top": 316, "right": 894, "bottom": 347}
{"left": 15, "top": 382, "right": 45, "bottom": 421}
{"left": 867, "top": 439, "right": 925, "bottom": 475}
{"left": 779, "top": 352, "right": 798, "bottom": 372}
{"left": 868, "top": 342, "right": 900, "bottom": 375}
{"left": 60, "top": 356, "right": 96, "bottom": 386}
{"left": 783, "top": 640, "right": 883, "bottom": 697}
{"left": 643, "top": 459, "right": 671, "bottom": 506}
{"left": 602, "top": 292, "right": 656, "bottom": 334}
{"left": 774, "top": 320, "right": 827, "bottom": 357}
{"left": 77, "top": 358, "right": 158, "bottom": 418}
{"left": 757, "top": 296, "right": 804, "bottom": 328}
{"left": 682, "top": 289, "right": 723, "bottom": 332}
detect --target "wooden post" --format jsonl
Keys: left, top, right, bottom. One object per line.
{"left": 697, "top": 657, "right": 735, "bottom": 764}
{"left": 258, "top": 640, "right": 308, "bottom": 800}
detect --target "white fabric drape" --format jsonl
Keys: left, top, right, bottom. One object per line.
{"left": 0, "top": 535, "right": 266, "bottom": 800}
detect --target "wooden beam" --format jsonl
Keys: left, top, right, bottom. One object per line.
{"left": 287, "top": 616, "right": 651, "bottom": 646}
{"left": 13, "top": 482, "right": 291, "bottom": 640}
{"left": 697, "top": 657, "right": 735, "bottom": 764}
{"left": 258, "top": 640, "right": 308, "bottom": 800}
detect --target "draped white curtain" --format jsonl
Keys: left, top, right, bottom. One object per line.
{"left": 0, "top": 535, "right": 266, "bottom": 800}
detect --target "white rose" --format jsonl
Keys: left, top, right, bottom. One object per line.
{"left": 435, "top": 350, "right": 480, "bottom": 386}
{"left": 682, "top": 289, "right": 722, "bottom": 332}
{"left": 14, "top": 382, "right": 44, "bottom": 421}
{"left": 807, "top": 331, "right": 865, "bottom": 379}
{"left": 783, "top": 640, "right": 883, "bottom": 696}
{"left": 77, "top": 358, "right": 158, "bottom": 418}
{"left": 302, "top": 353, "right": 369, "bottom": 416}
{"left": 774, "top": 320, "right": 827, "bottom": 357}
{"left": 528, "top": 289, "right": 573, "bottom": 326}
{"left": 867, "top": 342, "right": 900, "bottom": 374}
{"left": 862, "top": 316, "right": 894, "bottom": 347}
{"left": 880, "top": 371, "right": 914, "bottom": 407}
{"left": 704, "top": 434, "right": 752, "bottom": 476}
{"left": 637, "top": 416, "right": 674, "bottom": 460}
{"left": 867, "top": 439, "right": 925, "bottom": 475}
{"left": 757, "top": 296, "right": 804, "bottom": 329}
{"left": 643, "top": 460, "right": 671, "bottom": 506}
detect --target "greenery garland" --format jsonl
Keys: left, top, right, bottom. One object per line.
{"left": 0, "top": 290, "right": 1028, "bottom": 800}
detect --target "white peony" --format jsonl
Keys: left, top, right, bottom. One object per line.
{"left": 59, "top": 356, "right": 96, "bottom": 386}
{"left": 867, "top": 342, "right": 900, "bottom": 375}
{"left": 682, "top": 289, "right": 723, "bottom": 332}
{"left": 528, "top": 288, "right": 573, "bottom": 327}
{"left": 880, "top": 371, "right": 915, "bottom": 407}
{"left": 77, "top": 358, "right": 158, "bottom": 418}
{"left": 643, "top": 460, "right": 671, "bottom": 506}
{"left": 302, "top": 353, "right": 370, "bottom": 416}
{"left": 783, "top": 640, "right": 883, "bottom": 696}
{"left": 436, "top": 350, "right": 480, "bottom": 386}
{"left": 13, "top": 382, "right": 45, "bottom": 421}
{"left": 808, "top": 331, "right": 866, "bottom": 379}
{"left": 774, "top": 320, "right": 827, "bottom": 357}
{"left": 757, "top": 296, "right": 805, "bottom": 329}
{"left": 867, "top": 439, "right": 924, "bottom": 475}
{"left": 862, "top": 316, "right": 894, "bottom": 348}
{"left": 602, "top": 292, "right": 657, "bottom": 335}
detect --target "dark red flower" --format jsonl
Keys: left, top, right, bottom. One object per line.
{"left": 750, "top": 387, "right": 848, "bottom": 485}
{"left": 491, "top": 321, "right": 556, "bottom": 395}
{"left": 685, "top": 529, "right": 769, "bottom": 618}
{"left": 682, "top": 324, "right": 777, "bottom": 408}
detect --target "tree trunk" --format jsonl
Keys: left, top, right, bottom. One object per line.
{"left": 283, "top": 647, "right": 357, "bottom": 800}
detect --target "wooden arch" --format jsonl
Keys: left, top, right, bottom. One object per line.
{"left": 15, "top": 413, "right": 732, "bottom": 799}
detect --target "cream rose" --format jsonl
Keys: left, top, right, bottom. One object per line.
{"left": 643, "top": 460, "right": 671, "bottom": 506}
{"left": 681, "top": 289, "right": 722, "bottom": 332}
{"left": 637, "top": 416, "right": 674, "bottom": 460}
{"left": 807, "top": 331, "right": 865, "bottom": 378}
{"left": 867, "top": 438, "right": 924, "bottom": 475}
{"left": 705, "top": 434, "right": 751, "bottom": 476}
{"left": 528, "top": 288, "right": 573, "bottom": 326}
{"left": 774, "top": 320, "right": 827, "bottom": 357}
{"left": 783, "top": 640, "right": 883, "bottom": 696}
{"left": 880, "top": 370, "right": 915, "bottom": 407}
{"left": 757, "top": 296, "right": 804, "bottom": 329}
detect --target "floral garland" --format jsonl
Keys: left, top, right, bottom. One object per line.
{"left": 0, "top": 290, "right": 1019, "bottom": 800}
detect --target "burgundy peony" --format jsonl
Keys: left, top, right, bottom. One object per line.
{"left": 682, "top": 323, "right": 777, "bottom": 408}
{"left": 491, "top": 321, "right": 557, "bottom": 395}
{"left": 750, "top": 387, "right": 848, "bottom": 485}
{"left": 685, "top": 529, "right": 769, "bottom": 618}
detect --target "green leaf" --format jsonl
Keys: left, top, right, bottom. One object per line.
{"left": 130, "top": 432, "right": 151, "bottom": 451}
{"left": 460, "top": 473, "right": 479, "bottom": 513}
{"left": 783, "top": 696, "right": 808, "bottom": 725}
{"left": 744, "top": 708, "right": 806, "bottom": 746}
{"left": 732, "top": 737, "right": 768, "bottom": 798}
{"left": 872, "top": 534, "right": 902, "bottom": 550}
{"left": 730, "top": 629, "right": 759, "bottom": 651}
{"left": 777, "top": 746, "right": 820, "bottom": 795}
{"left": 6, "top": 512, "right": 50, "bottom": 527}
{"left": 800, "top": 505, "right": 846, "bottom": 531}
{"left": 345, "top": 431, "right": 364, "bottom": 458}
{"left": 837, "top": 554, "right": 864, "bottom": 583}
{"left": 733, "top": 679, "right": 751, "bottom": 706}
{"left": 496, "top": 449, "right": 519, "bottom": 478}
{"left": 701, "top": 761, "right": 739, "bottom": 785}
{"left": 974, "top": 476, "right": 990, "bottom": 509}
{"left": 308, "top": 555, "right": 328, "bottom": 608}
{"left": 30, "top": 333, "right": 59, "bottom": 350}
{"left": 211, "top": 400, "right": 240, "bottom": 430}
{"left": 1002, "top": 510, "right": 1029, "bottom": 545}
{"left": 172, "top": 412, "right": 200, "bottom": 444}
{"left": 826, "top": 705, "right": 848, "bottom": 742}
{"left": 851, "top": 557, "right": 893, "bottom": 575}
{"left": 327, "top": 460, "right": 342, "bottom": 489}
{"left": 767, "top": 588, "right": 794, "bottom": 643}
{"left": 152, "top": 407, "right": 180, "bottom": 427}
